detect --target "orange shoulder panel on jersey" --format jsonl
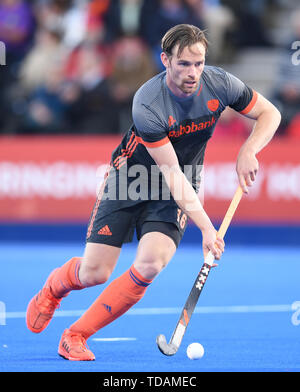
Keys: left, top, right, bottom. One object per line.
{"left": 135, "top": 135, "right": 170, "bottom": 148}
{"left": 239, "top": 90, "right": 258, "bottom": 115}
{"left": 113, "top": 134, "right": 170, "bottom": 170}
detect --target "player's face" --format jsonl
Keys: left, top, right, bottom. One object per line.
{"left": 162, "top": 42, "right": 206, "bottom": 98}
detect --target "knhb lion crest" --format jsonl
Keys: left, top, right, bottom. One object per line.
{"left": 207, "top": 99, "right": 219, "bottom": 112}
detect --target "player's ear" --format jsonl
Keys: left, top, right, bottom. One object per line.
{"left": 160, "top": 52, "right": 170, "bottom": 69}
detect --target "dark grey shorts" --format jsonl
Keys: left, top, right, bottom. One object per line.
{"left": 86, "top": 200, "right": 188, "bottom": 248}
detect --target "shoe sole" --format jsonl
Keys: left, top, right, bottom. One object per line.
{"left": 26, "top": 269, "right": 60, "bottom": 333}
{"left": 58, "top": 349, "right": 95, "bottom": 361}
{"left": 26, "top": 296, "right": 46, "bottom": 333}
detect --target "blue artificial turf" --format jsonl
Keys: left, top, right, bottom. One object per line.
{"left": 0, "top": 242, "right": 300, "bottom": 372}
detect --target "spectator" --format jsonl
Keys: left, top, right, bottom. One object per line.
{"left": 270, "top": 8, "right": 300, "bottom": 135}
{"left": 0, "top": 0, "right": 35, "bottom": 61}
{"left": 23, "top": 63, "right": 69, "bottom": 133}
{"left": 62, "top": 43, "right": 119, "bottom": 133}
{"left": 19, "top": 26, "right": 66, "bottom": 94}
{"left": 34, "top": 0, "right": 88, "bottom": 50}
{"left": 108, "top": 35, "right": 157, "bottom": 132}
{"left": 102, "top": 0, "right": 144, "bottom": 43}
{"left": 140, "top": 0, "right": 205, "bottom": 70}
{"left": 223, "top": 0, "right": 271, "bottom": 48}
{"left": 1, "top": 25, "right": 66, "bottom": 134}
{"left": 85, "top": 0, "right": 111, "bottom": 43}
{"left": 0, "top": 0, "right": 35, "bottom": 131}
{"left": 34, "top": 0, "right": 72, "bottom": 31}
{"left": 62, "top": 0, "right": 89, "bottom": 49}
{"left": 186, "top": 0, "right": 235, "bottom": 64}
{"left": 271, "top": 85, "right": 300, "bottom": 135}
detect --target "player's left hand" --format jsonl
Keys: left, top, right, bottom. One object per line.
{"left": 236, "top": 148, "right": 259, "bottom": 194}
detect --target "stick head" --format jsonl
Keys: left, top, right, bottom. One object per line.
{"left": 156, "top": 334, "right": 178, "bottom": 356}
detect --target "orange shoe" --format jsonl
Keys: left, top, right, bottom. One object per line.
{"left": 26, "top": 269, "right": 61, "bottom": 333}
{"left": 58, "top": 329, "right": 95, "bottom": 361}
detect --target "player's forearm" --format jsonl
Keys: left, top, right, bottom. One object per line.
{"left": 241, "top": 106, "right": 281, "bottom": 155}
{"left": 236, "top": 105, "right": 281, "bottom": 193}
{"left": 160, "top": 165, "right": 214, "bottom": 232}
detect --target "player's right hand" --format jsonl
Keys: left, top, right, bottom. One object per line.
{"left": 201, "top": 226, "right": 225, "bottom": 264}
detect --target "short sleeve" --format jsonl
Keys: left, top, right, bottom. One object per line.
{"left": 225, "top": 71, "right": 258, "bottom": 115}
{"left": 132, "top": 101, "right": 170, "bottom": 148}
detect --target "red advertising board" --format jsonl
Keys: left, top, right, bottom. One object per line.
{"left": 0, "top": 135, "right": 299, "bottom": 223}
{"left": 0, "top": 136, "right": 119, "bottom": 222}
{"left": 204, "top": 137, "right": 300, "bottom": 223}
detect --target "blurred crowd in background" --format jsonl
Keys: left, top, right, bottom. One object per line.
{"left": 0, "top": 0, "right": 299, "bottom": 138}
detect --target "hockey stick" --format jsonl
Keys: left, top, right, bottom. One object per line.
{"left": 156, "top": 185, "right": 244, "bottom": 356}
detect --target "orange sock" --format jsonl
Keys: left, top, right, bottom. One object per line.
{"left": 69, "top": 265, "right": 152, "bottom": 339}
{"left": 50, "top": 257, "right": 85, "bottom": 298}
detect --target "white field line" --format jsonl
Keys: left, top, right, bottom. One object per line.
{"left": 92, "top": 337, "right": 137, "bottom": 342}
{"left": 2, "top": 304, "right": 293, "bottom": 319}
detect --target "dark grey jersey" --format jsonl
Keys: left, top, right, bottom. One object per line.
{"left": 112, "top": 66, "right": 257, "bottom": 173}
{"left": 103, "top": 66, "right": 257, "bottom": 208}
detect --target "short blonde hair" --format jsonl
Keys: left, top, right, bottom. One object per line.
{"left": 161, "top": 24, "right": 208, "bottom": 58}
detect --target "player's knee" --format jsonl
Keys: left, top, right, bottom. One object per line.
{"left": 79, "top": 261, "right": 112, "bottom": 287}
{"left": 134, "top": 253, "right": 170, "bottom": 280}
